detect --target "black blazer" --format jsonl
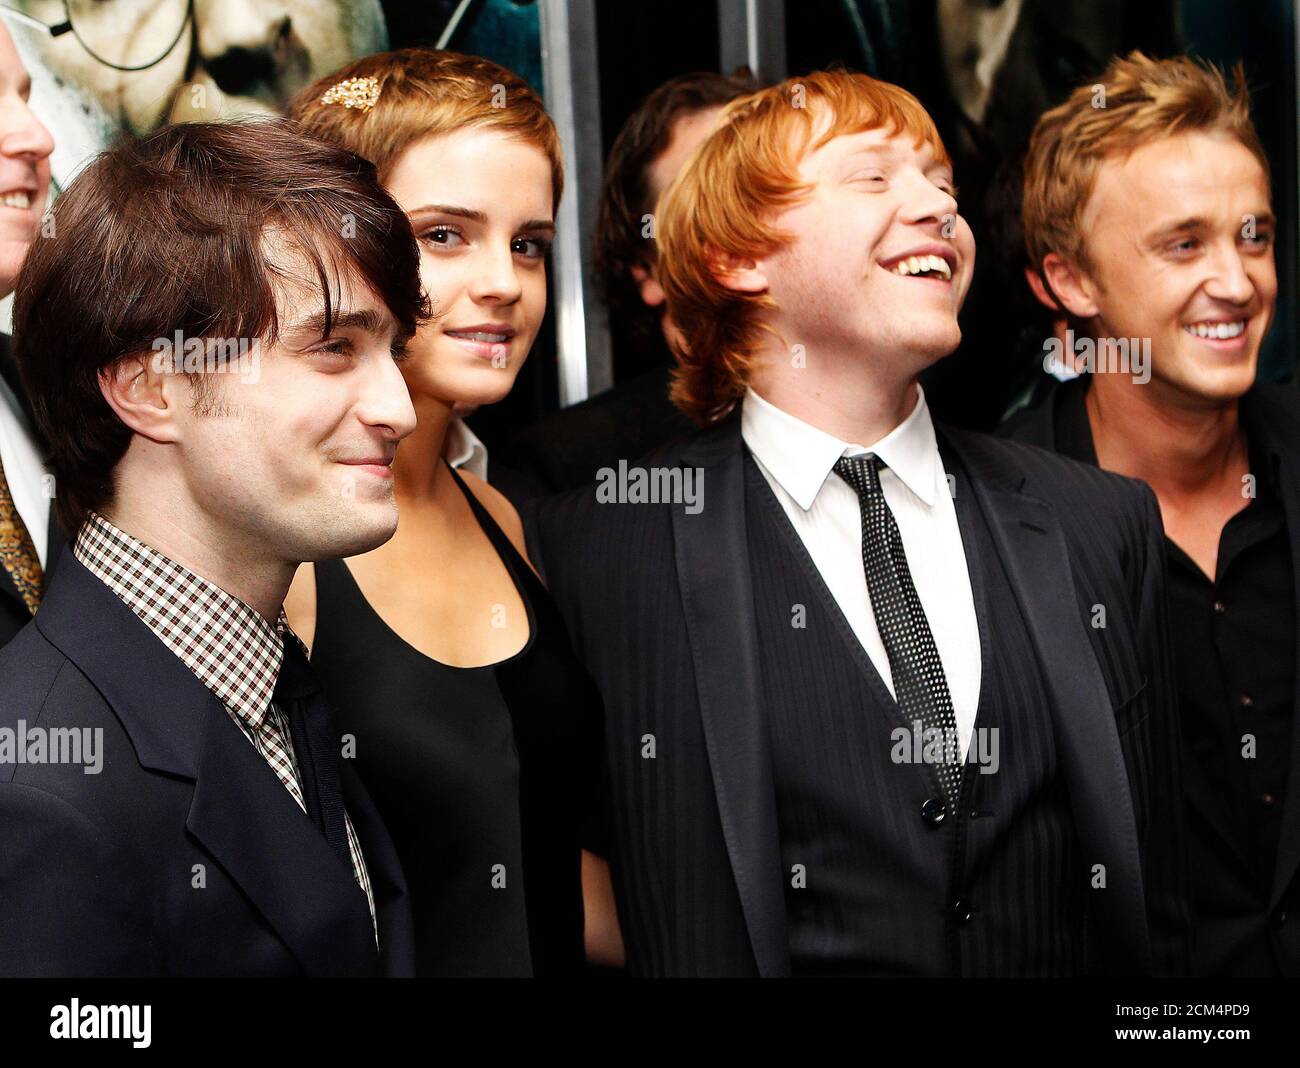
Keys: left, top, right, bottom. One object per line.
{"left": 528, "top": 409, "right": 1192, "bottom": 976}
{"left": 498, "top": 366, "right": 695, "bottom": 497}
{"left": 1007, "top": 377, "right": 1300, "bottom": 974}
{"left": 0, "top": 332, "right": 65, "bottom": 645}
{"left": 0, "top": 552, "right": 416, "bottom": 976}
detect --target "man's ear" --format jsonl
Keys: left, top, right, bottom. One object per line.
{"left": 630, "top": 261, "right": 666, "bottom": 309}
{"left": 710, "top": 249, "right": 768, "bottom": 295}
{"left": 1039, "top": 252, "right": 1101, "bottom": 320}
{"left": 99, "top": 352, "right": 184, "bottom": 444}
{"left": 1023, "top": 266, "right": 1059, "bottom": 313}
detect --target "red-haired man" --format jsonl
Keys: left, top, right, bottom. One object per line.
{"left": 532, "top": 69, "right": 1190, "bottom": 977}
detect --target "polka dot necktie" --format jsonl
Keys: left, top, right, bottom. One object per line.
{"left": 834, "top": 454, "right": 962, "bottom": 801}
{"left": 0, "top": 455, "right": 41, "bottom": 616}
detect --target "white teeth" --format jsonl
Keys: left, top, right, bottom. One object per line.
{"left": 892, "top": 254, "right": 952, "bottom": 280}
{"left": 1183, "top": 321, "right": 1245, "bottom": 340}
{"left": 0, "top": 191, "right": 29, "bottom": 210}
{"left": 449, "top": 331, "right": 508, "bottom": 342}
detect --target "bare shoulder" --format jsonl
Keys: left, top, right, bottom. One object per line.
{"left": 457, "top": 469, "right": 538, "bottom": 575}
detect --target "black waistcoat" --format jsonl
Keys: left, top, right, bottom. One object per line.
{"left": 744, "top": 447, "right": 1086, "bottom": 976}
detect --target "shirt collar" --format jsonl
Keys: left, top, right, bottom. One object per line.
{"left": 72, "top": 511, "right": 288, "bottom": 730}
{"left": 741, "top": 385, "right": 943, "bottom": 510}
{"left": 444, "top": 417, "right": 489, "bottom": 480}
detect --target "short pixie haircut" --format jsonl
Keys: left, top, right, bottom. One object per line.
{"left": 655, "top": 69, "right": 950, "bottom": 427}
{"left": 290, "top": 47, "right": 563, "bottom": 212}
{"left": 14, "top": 118, "right": 429, "bottom": 533}
{"left": 1022, "top": 51, "right": 1269, "bottom": 278}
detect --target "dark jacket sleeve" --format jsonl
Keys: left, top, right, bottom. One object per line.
{"left": 525, "top": 494, "right": 614, "bottom": 859}
{"left": 0, "top": 782, "right": 157, "bottom": 976}
{"left": 1122, "top": 482, "right": 1194, "bottom": 976}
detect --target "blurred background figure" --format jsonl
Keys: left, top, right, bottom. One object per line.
{"left": 0, "top": 11, "right": 58, "bottom": 646}
{"left": 498, "top": 68, "right": 757, "bottom": 495}
{"left": 12, "top": 0, "right": 387, "bottom": 133}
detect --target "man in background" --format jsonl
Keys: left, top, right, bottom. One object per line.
{"left": 1007, "top": 52, "right": 1300, "bottom": 976}
{"left": 0, "top": 15, "right": 57, "bottom": 645}
{"left": 498, "top": 69, "right": 755, "bottom": 494}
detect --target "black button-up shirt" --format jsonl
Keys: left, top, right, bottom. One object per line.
{"left": 1163, "top": 447, "right": 1294, "bottom": 887}
{"left": 1055, "top": 382, "right": 1296, "bottom": 958}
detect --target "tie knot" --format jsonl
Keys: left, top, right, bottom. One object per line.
{"left": 834, "top": 453, "right": 884, "bottom": 498}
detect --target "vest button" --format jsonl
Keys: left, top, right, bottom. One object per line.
{"left": 951, "top": 899, "right": 974, "bottom": 924}
{"left": 921, "top": 797, "right": 947, "bottom": 825}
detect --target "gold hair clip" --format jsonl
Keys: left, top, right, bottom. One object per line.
{"left": 320, "top": 76, "right": 381, "bottom": 113}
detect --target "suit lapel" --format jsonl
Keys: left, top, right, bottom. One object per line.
{"left": 35, "top": 554, "right": 381, "bottom": 975}
{"left": 340, "top": 759, "right": 416, "bottom": 976}
{"left": 673, "top": 414, "right": 790, "bottom": 977}
{"left": 44, "top": 498, "right": 65, "bottom": 578}
{"left": 186, "top": 707, "right": 381, "bottom": 976}
{"left": 946, "top": 429, "right": 1152, "bottom": 973}
{"left": 1022, "top": 384, "right": 1255, "bottom": 874}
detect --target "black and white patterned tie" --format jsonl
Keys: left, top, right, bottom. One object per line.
{"left": 834, "top": 454, "right": 962, "bottom": 801}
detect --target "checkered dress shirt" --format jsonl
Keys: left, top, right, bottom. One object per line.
{"left": 73, "top": 512, "right": 377, "bottom": 943}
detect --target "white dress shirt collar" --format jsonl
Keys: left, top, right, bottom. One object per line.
{"left": 741, "top": 385, "right": 942, "bottom": 511}
{"left": 444, "top": 417, "right": 489, "bottom": 480}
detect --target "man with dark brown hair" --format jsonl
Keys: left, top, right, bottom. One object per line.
{"left": 498, "top": 69, "right": 755, "bottom": 494}
{"left": 0, "top": 118, "right": 426, "bottom": 976}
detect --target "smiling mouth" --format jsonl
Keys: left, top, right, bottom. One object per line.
{"left": 1183, "top": 319, "right": 1247, "bottom": 340}
{"left": 445, "top": 329, "right": 513, "bottom": 344}
{"left": 888, "top": 254, "right": 952, "bottom": 281}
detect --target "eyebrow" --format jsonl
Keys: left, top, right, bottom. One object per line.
{"left": 1147, "top": 211, "right": 1275, "bottom": 241}
{"left": 838, "top": 145, "right": 893, "bottom": 165}
{"left": 282, "top": 307, "right": 395, "bottom": 342}
{"left": 837, "top": 141, "right": 948, "bottom": 173}
{"left": 407, "top": 203, "right": 556, "bottom": 234}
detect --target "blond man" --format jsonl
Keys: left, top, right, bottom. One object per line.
{"left": 1009, "top": 51, "right": 1300, "bottom": 977}
{"left": 530, "top": 69, "right": 1190, "bottom": 977}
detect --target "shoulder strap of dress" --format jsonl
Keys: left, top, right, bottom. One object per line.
{"left": 445, "top": 461, "right": 535, "bottom": 582}
{"left": 310, "top": 556, "right": 364, "bottom": 623}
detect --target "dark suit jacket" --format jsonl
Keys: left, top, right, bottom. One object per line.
{"left": 528, "top": 409, "right": 1192, "bottom": 976}
{"left": 1006, "top": 377, "right": 1300, "bottom": 974}
{"left": 0, "top": 332, "right": 65, "bottom": 645}
{"left": 0, "top": 552, "right": 416, "bottom": 976}
{"left": 498, "top": 366, "right": 695, "bottom": 497}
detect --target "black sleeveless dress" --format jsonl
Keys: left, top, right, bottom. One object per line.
{"left": 310, "top": 464, "right": 603, "bottom": 976}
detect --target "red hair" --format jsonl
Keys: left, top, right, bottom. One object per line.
{"left": 656, "top": 69, "right": 949, "bottom": 426}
